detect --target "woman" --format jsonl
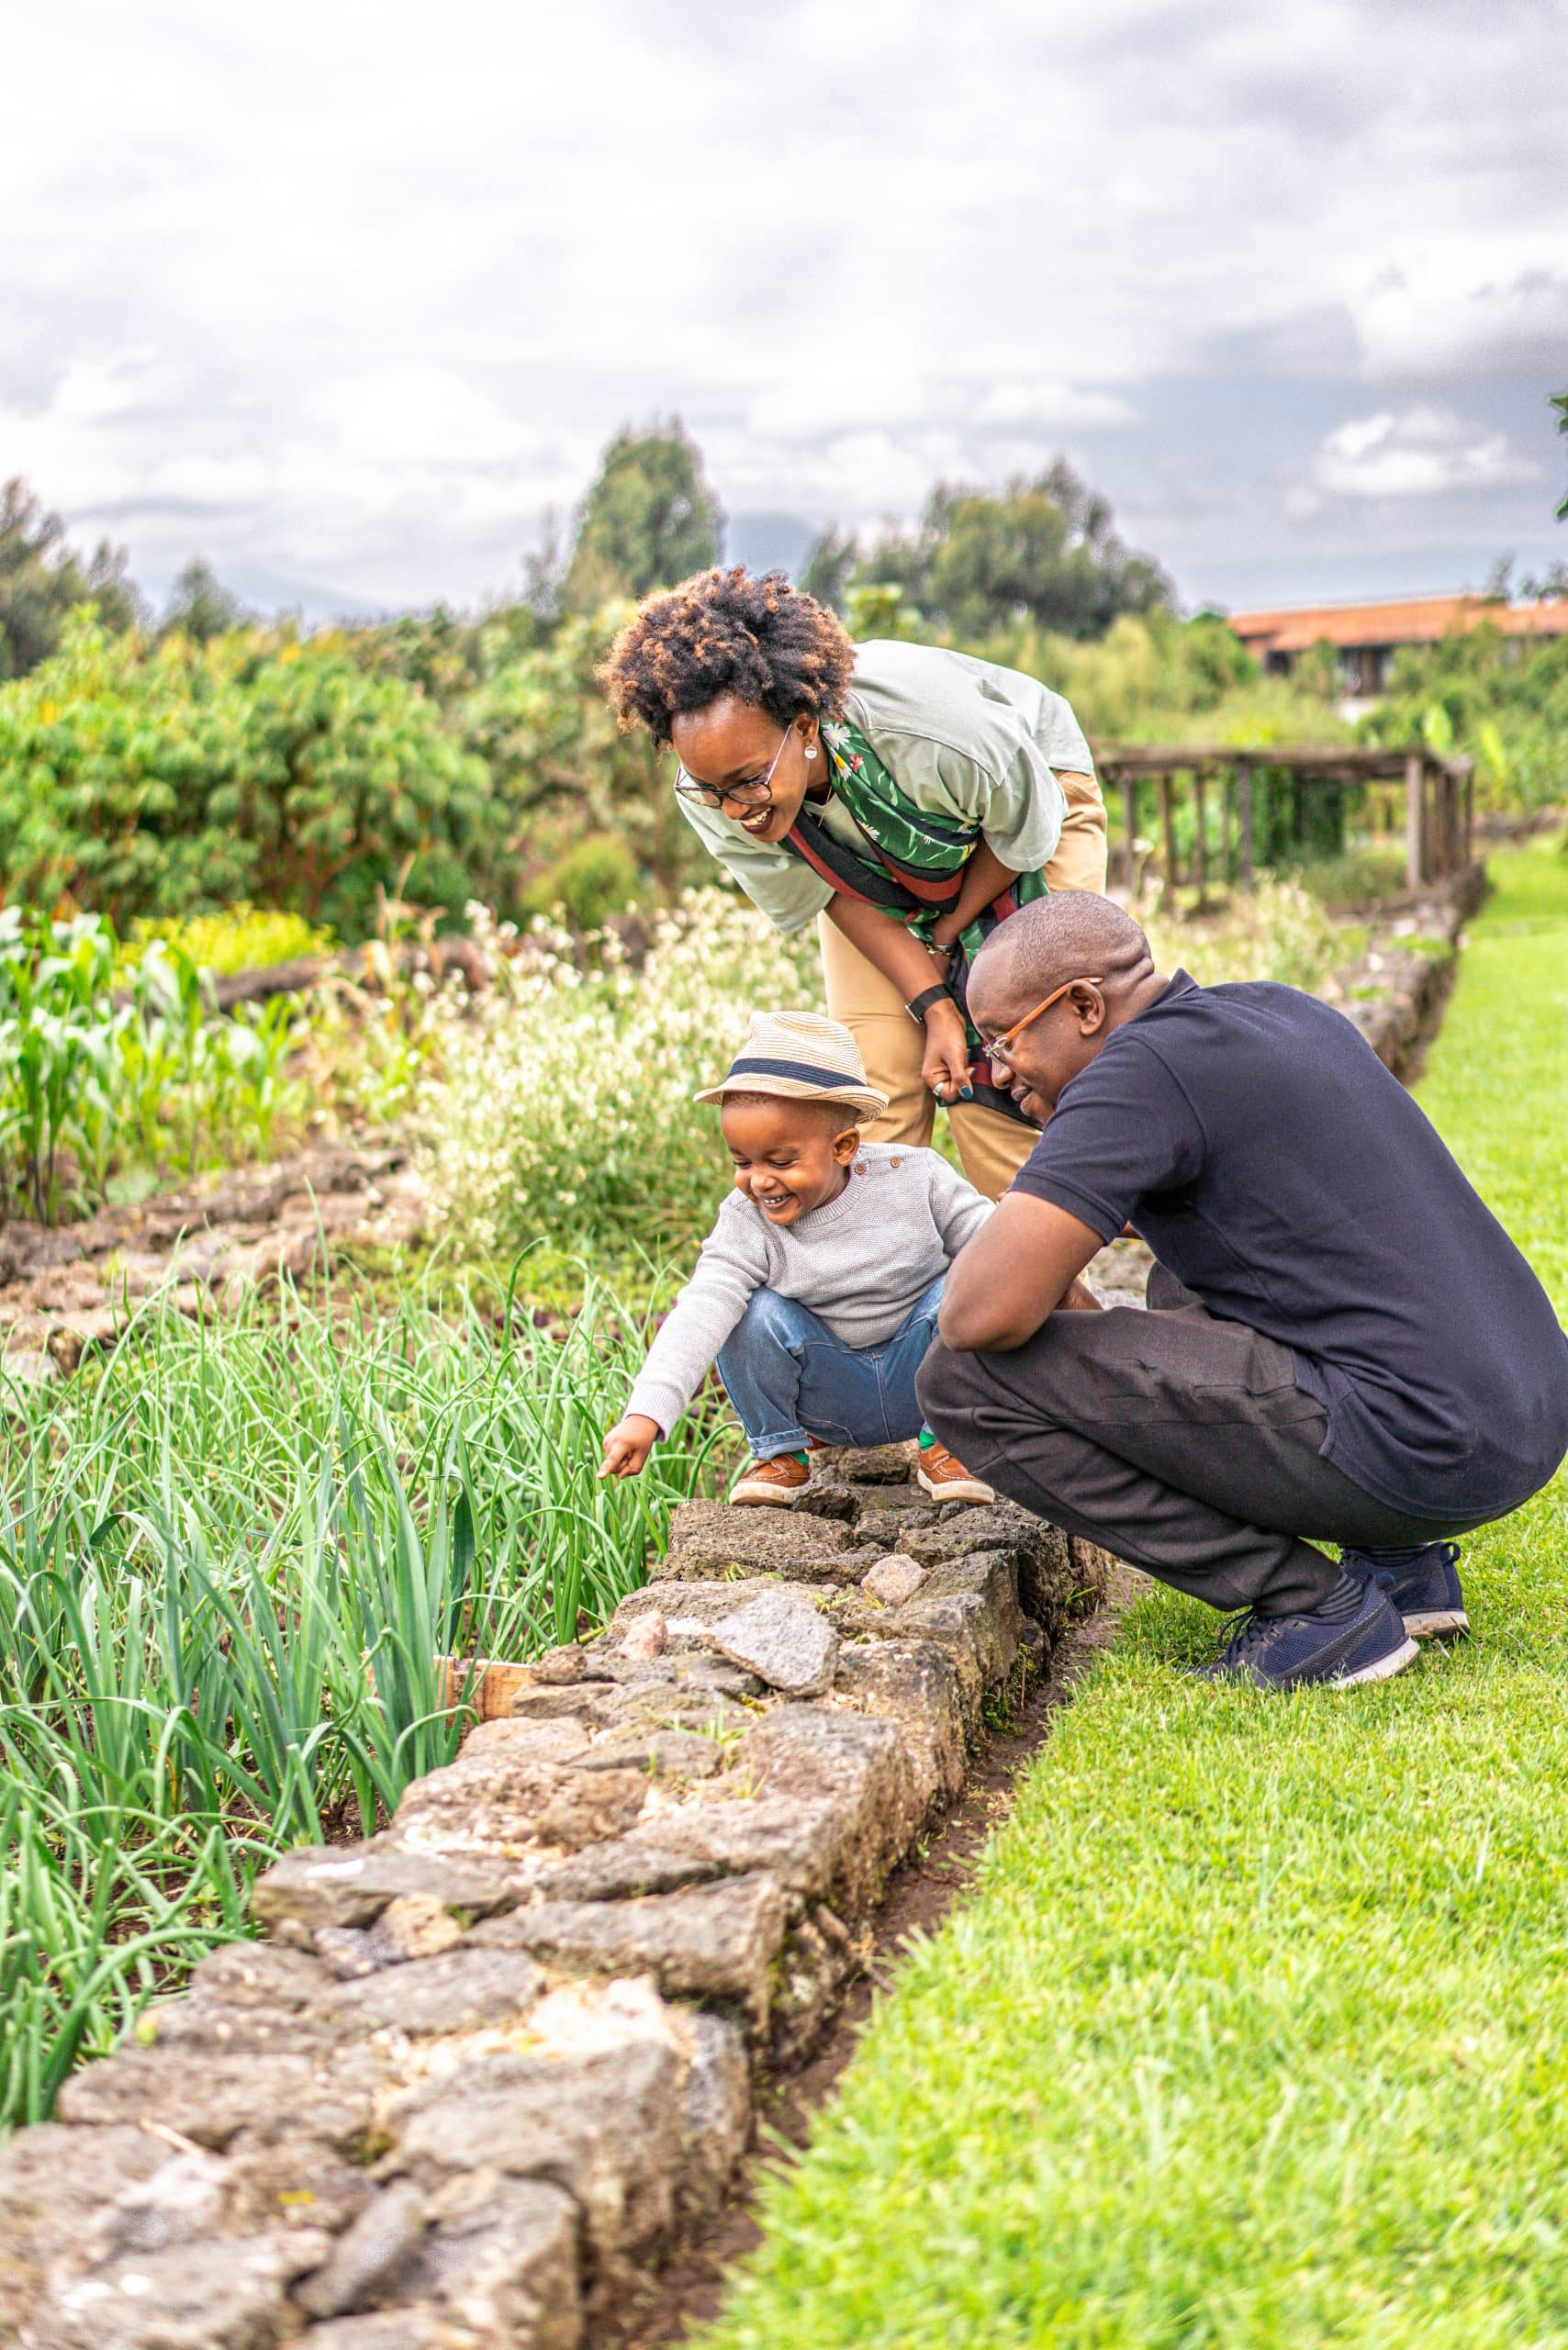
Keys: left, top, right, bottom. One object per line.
{"left": 601, "top": 566, "right": 1106, "bottom": 1198}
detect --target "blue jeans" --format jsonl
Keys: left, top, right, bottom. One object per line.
{"left": 715, "top": 1275, "right": 946, "bottom": 1460}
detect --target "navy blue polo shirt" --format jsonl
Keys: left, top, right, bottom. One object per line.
{"left": 1011, "top": 970, "right": 1568, "bottom": 1519}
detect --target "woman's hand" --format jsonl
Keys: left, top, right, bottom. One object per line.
{"left": 599, "top": 1415, "right": 661, "bottom": 1479}
{"left": 921, "top": 999, "right": 975, "bottom": 1105}
{"left": 929, "top": 913, "right": 962, "bottom": 953}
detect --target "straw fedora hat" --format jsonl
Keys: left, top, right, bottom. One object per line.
{"left": 694, "top": 1010, "right": 890, "bottom": 1122}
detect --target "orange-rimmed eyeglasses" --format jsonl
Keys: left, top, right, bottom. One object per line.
{"left": 984, "top": 977, "right": 1103, "bottom": 1069}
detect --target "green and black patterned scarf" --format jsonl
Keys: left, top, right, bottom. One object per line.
{"left": 784, "top": 722, "right": 1047, "bottom": 1125}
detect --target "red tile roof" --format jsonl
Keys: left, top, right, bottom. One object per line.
{"left": 1227, "top": 594, "right": 1568, "bottom": 654}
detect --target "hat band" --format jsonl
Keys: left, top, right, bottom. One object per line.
{"left": 726, "top": 1056, "right": 864, "bottom": 1091}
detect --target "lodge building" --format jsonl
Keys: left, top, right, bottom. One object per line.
{"left": 1226, "top": 592, "right": 1568, "bottom": 712}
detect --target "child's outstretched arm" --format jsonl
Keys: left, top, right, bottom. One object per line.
{"left": 603, "top": 1202, "right": 770, "bottom": 1471}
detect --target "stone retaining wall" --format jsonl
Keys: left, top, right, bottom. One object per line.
{"left": 0, "top": 1446, "right": 1111, "bottom": 2350}
{"left": 1321, "top": 862, "right": 1487, "bottom": 1079}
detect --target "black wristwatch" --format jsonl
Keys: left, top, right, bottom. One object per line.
{"left": 904, "top": 983, "right": 951, "bottom": 1026}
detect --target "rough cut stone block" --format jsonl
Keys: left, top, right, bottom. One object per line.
{"left": 890, "top": 1591, "right": 992, "bottom": 1724}
{"left": 0, "top": 2125, "right": 169, "bottom": 2333}
{"left": 386, "top": 2040, "right": 680, "bottom": 2260}
{"left": 396, "top": 2174, "right": 582, "bottom": 2349}
{"left": 738, "top": 1707, "right": 921, "bottom": 1918}
{"left": 655, "top": 1500, "right": 860, "bottom": 1583}
{"left": 309, "top": 1946, "right": 547, "bottom": 2039}
{"left": 220, "top": 2131, "right": 377, "bottom": 2240}
{"left": 614, "top": 1577, "right": 824, "bottom": 1629}
{"left": 582, "top": 1684, "right": 751, "bottom": 1736}
{"left": 678, "top": 2012, "right": 752, "bottom": 2216}
{"left": 860, "top": 1553, "right": 927, "bottom": 1607}
{"left": 392, "top": 1750, "right": 650, "bottom": 1858}
{"left": 833, "top": 1638, "right": 968, "bottom": 1804}
{"left": 472, "top": 1872, "right": 788, "bottom": 2020}
{"left": 532, "top": 1796, "right": 839, "bottom": 1906}
{"left": 708, "top": 1588, "right": 840, "bottom": 1695}
{"left": 295, "top": 2316, "right": 463, "bottom": 2349}
{"left": 565, "top": 1725, "right": 722, "bottom": 1778}
{"left": 56, "top": 2042, "right": 387, "bottom": 2154}
{"left": 185, "top": 1942, "right": 334, "bottom": 2009}
{"left": 33, "top": 2226, "right": 331, "bottom": 2350}
{"left": 508, "top": 1684, "right": 601, "bottom": 1723}
{"left": 316, "top": 1895, "right": 465, "bottom": 1979}
{"left": 295, "top": 2178, "right": 427, "bottom": 2319}
{"left": 252, "top": 1839, "right": 531, "bottom": 1939}
{"left": 813, "top": 1441, "right": 915, "bottom": 1483}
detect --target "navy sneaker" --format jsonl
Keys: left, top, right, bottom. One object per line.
{"left": 1193, "top": 1576, "right": 1419, "bottom": 1691}
{"left": 1341, "top": 1541, "right": 1468, "bottom": 1639}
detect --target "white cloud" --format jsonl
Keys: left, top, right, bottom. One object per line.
{"left": 1354, "top": 256, "right": 1568, "bottom": 380}
{"left": 0, "top": 0, "right": 1562, "bottom": 610}
{"left": 1296, "top": 406, "right": 1540, "bottom": 507}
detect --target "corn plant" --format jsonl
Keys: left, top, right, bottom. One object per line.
{"left": 0, "top": 909, "right": 303, "bottom": 1221}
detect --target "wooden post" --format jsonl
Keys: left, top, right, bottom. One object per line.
{"left": 1121, "top": 778, "right": 1138, "bottom": 885}
{"left": 1405, "top": 752, "right": 1427, "bottom": 892}
{"left": 1223, "top": 773, "right": 1236, "bottom": 884}
{"left": 1159, "top": 775, "right": 1179, "bottom": 899}
{"left": 1236, "top": 759, "right": 1255, "bottom": 889}
{"left": 1463, "top": 767, "right": 1474, "bottom": 865}
{"left": 1192, "top": 770, "right": 1208, "bottom": 901}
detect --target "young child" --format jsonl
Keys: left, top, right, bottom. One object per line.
{"left": 599, "top": 1009, "right": 998, "bottom": 1506}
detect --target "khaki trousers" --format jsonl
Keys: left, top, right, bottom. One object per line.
{"left": 818, "top": 772, "right": 1108, "bottom": 1201}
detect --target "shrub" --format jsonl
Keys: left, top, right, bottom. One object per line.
{"left": 0, "top": 908, "right": 302, "bottom": 1221}
{"left": 520, "top": 834, "right": 639, "bottom": 932}
{"left": 121, "top": 903, "right": 334, "bottom": 976}
{"left": 418, "top": 889, "right": 819, "bottom": 1259}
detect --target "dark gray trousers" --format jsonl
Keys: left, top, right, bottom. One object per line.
{"left": 917, "top": 1268, "right": 1478, "bottom": 1617}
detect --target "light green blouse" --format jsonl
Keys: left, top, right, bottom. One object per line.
{"left": 678, "top": 636, "right": 1094, "bottom": 935}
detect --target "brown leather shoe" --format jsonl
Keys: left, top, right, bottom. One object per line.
{"left": 730, "top": 1452, "right": 811, "bottom": 1506}
{"left": 915, "top": 1440, "right": 994, "bottom": 1505}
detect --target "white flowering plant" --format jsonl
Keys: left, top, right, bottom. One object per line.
{"left": 418, "top": 890, "right": 821, "bottom": 1261}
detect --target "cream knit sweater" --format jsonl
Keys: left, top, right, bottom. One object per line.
{"left": 625, "top": 1142, "right": 993, "bottom": 1435}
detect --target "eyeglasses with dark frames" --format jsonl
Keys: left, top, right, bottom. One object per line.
{"left": 673, "top": 726, "right": 797, "bottom": 811}
{"left": 984, "top": 977, "right": 1104, "bottom": 1069}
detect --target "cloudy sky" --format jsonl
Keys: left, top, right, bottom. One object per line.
{"left": 6, "top": 0, "right": 1566, "bottom": 620}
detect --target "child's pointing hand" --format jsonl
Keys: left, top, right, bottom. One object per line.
{"left": 599, "top": 1415, "right": 661, "bottom": 1479}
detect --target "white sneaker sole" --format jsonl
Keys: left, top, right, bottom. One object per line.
{"left": 916, "top": 1465, "right": 995, "bottom": 1505}
{"left": 1329, "top": 1632, "right": 1421, "bottom": 1687}
{"left": 728, "top": 1479, "right": 805, "bottom": 1508}
{"left": 1403, "top": 1607, "right": 1470, "bottom": 1639}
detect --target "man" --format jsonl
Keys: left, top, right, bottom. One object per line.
{"left": 918, "top": 892, "right": 1568, "bottom": 1689}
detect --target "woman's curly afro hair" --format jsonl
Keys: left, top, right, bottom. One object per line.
{"left": 599, "top": 567, "right": 857, "bottom": 749}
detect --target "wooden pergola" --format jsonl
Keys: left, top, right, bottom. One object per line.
{"left": 1089, "top": 743, "right": 1475, "bottom": 898}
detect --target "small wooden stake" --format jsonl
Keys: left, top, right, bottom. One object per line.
{"left": 1405, "top": 752, "right": 1427, "bottom": 892}
{"left": 1236, "top": 759, "right": 1255, "bottom": 889}
{"left": 435, "top": 1656, "right": 534, "bottom": 1721}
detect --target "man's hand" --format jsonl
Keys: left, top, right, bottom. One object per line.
{"left": 599, "top": 1415, "right": 661, "bottom": 1478}
{"left": 921, "top": 998, "right": 975, "bottom": 1103}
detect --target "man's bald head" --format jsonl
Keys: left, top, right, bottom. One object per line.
{"left": 974, "top": 891, "right": 1155, "bottom": 1013}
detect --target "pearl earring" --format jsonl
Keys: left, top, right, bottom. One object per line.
{"left": 804, "top": 744, "right": 817, "bottom": 760}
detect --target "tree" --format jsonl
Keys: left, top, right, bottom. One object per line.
{"left": 799, "top": 525, "right": 858, "bottom": 610}
{"left": 1553, "top": 388, "right": 1567, "bottom": 520}
{"left": 159, "top": 556, "right": 250, "bottom": 643}
{"left": 0, "top": 476, "right": 140, "bottom": 679}
{"left": 559, "top": 420, "right": 722, "bottom": 611}
{"left": 846, "top": 460, "right": 1173, "bottom": 643}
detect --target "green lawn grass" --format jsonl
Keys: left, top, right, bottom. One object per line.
{"left": 697, "top": 834, "right": 1568, "bottom": 2350}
